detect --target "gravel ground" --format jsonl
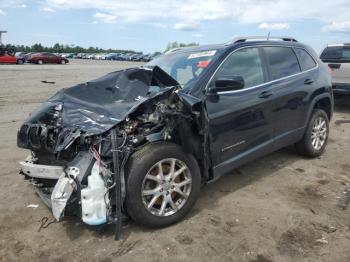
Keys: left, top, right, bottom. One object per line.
{"left": 0, "top": 59, "right": 349, "bottom": 262}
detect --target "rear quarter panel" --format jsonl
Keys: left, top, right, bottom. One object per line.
{"left": 303, "top": 61, "right": 333, "bottom": 126}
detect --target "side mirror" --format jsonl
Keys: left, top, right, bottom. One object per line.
{"left": 209, "top": 76, "right": 245, "bottom": 94}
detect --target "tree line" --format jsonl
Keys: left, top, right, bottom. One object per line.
{"left": 7, "top": 41, "right": 199, "bottom": 54}
{"left": 11, "top": 43, "right": 140, "bottom": 54}
{"left": 164, "top": 42, "right": 199, "bottom": 52}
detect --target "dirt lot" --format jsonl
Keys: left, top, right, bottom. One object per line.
{"left": 0, "top": 59, "right": 349, "bottom": 262}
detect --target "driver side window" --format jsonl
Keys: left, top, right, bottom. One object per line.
{"left": 214, "top": 47, "right": 265, "bottom": 89}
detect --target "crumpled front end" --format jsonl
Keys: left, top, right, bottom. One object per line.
{"left": 17, "top": 66, "right": 206, "bottom": 236}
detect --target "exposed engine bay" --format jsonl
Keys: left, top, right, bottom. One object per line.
{"left": 17, "top": 66, "right": 209, "bottom": 238}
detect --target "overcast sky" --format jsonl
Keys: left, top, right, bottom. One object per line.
{"left": 1, "top": 0, "right": 350, "bottom": 53}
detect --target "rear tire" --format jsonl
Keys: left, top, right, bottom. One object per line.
{"left": 37, "top": 60, "right": 43, "bottom": 65}
{"left": 60, "top": 60, "right": 66, "bottom": 65}
{"left": 17, "top": 59, "right": 24, "bottom": 65}
{"left": 125, "top": 142, "right": 201, "bottom": 228}
{"left": 296, "top": 109, "right": 329, "bottom": 158}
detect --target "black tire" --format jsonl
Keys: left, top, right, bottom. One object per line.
{"left": 17, "top": 59, "right": 24, "bottom": 65}
{"left": 125, "top": 142, "right": 201, "bottom": 228}
{"left": 296, "top": 109, "right": 329, "bottom": 158}
{"left": 37, "top": 60, "right": 43, "bottom": 65}
{"left": 60, "top": 60, "right": 66, "bottom": 65}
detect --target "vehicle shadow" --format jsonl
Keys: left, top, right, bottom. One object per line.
{"left": 190, "top": 146, "right": 301, "bottom": 216}
{"left": 60, "top": 146, "right": 303, "bottom": 240}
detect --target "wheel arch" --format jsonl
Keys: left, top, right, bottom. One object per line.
{"left": 306, "top": 93, "right": 333, "bottom": 126}
{"left": 131, "top": 123, "right": 208, "bottom": 182}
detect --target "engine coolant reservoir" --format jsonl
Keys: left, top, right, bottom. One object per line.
{"left": 81, "top": 162, "right": 108, "bottom": 225}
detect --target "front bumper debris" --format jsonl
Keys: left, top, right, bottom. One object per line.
{"left": 20, "top": 159, "right": 64, "bottom": 179}
{"left": 50, "top": 165, "right": 81, "bottom": 221}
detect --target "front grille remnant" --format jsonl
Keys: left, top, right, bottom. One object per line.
{"left": 17, "top": 124, "right": 59, "bottom": 152}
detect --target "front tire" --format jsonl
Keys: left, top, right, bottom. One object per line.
{"left": 296, "top": 109, "right": 329, "bottom": 158}
{"left": 125, "top": 142, "right": 201, "bottom": 228}
{"left": 37, "top": 60, "right": 43, "bottom": 65}
{"left": 60, "top": 60, "right": 66, "bottom": 65}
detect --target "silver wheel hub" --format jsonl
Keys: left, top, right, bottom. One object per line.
{"left": 141, "top": 158, "right": 192, "bottom": 217}
{"left": 311, "top": 117, "right": 327, "bottom": 150}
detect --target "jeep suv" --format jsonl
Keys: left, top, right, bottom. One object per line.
{"left": 320, "top": 43, "right": 350, "bottom": 95}
{"left": 17, "top": 36, "right": 333, "bottom": 234}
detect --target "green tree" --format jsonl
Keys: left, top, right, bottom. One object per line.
{"left": 11, "top": 43, "right": 147, "bottom": 55}
{"left": 164, "top": 41, "right": 199, "bottom": 52}
{"left": 31, "top": 43, "right": 44, "bottom": 52}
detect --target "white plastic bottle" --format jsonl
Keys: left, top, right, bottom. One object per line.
{"left": 81, "top": 162, "right": 108, "bottom": 225}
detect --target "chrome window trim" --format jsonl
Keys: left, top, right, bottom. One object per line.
{"left": 206, "top": 45, "right": 319, "bottom": 95}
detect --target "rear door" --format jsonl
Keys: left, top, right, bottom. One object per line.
{"left": 205, "top": 47, "right": 275, "bottom": 177}
{"left": 321, "top": 45, "right": 350, "bottom": 85}
{"left": 262, "top": 46, "right": 312, "bottom": 148}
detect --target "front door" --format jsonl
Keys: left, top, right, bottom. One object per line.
{"left": 205, "top": 47, "right": 275, "bottom": 178}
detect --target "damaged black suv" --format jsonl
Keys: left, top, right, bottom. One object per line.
{"left": 17, "top": 36, "right": 333, "bottom": 231}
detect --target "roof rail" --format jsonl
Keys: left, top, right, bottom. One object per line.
{"left": 227, "top": 36, "right": 298, "bottom": 45}
{"left": 327, "top": 43, "right": 350, "bottom": 47}
{"left": 164, "top": 47, "right": 183, "bottom": 54}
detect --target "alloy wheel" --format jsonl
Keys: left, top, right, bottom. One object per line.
{"left": 141, "top": 158, "right": 192, "bottom": 217}
{"left": 311, "top": 116, "right": 327, "bottom": 150}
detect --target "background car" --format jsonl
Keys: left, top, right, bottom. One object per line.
{"left": 15, "top": 52, "right": 26, "bottom": 64}
{"left": 105, "top": 53, "right": 120, "bottom": 60}
{"left": 61, "top": 53, "right": 75, "bottom": 59}
{"left": 86, "top": 53, "right": 96, "bottom": 59}
{"left": 22, "top": 52, "right": 35, "bottom": 62}
{"left": 28, "top": 52, "right": 69, "bottom": 64}
{"left": 0, "top": 54, "right": 19, "bottom": 64}
{"left": 320, "top": 43, "right": 350, "bottom": 95}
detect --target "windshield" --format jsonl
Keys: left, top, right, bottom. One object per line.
{"left": 147, "top": 49, "right": 220, "bottom": 90}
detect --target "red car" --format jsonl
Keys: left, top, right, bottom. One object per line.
{"left": 28, "top": 52, "right": 69, "bottom": 64}
{"left": 0, "top": 55, "right": 24, "bottom": 64}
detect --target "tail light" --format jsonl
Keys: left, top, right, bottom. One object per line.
{"left": 327, "top": 65, "right": 333, "bottom": 76}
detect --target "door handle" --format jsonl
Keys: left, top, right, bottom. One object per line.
{"left": 258, "top": 91, "right": 273, "bottom": 98}
{"left": 304, "top": 78, "right": 314, "bottom": 85}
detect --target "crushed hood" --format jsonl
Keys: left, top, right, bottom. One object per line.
{"left": 17, "top": 66, "right": 181, "bottom": 152}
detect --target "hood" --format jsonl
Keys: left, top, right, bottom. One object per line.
{"left": 17, "top": 66, "right": 181, "bottom": 152}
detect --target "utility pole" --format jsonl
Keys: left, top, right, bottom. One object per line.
{"left": 0, "top": 31, "right": 8, "bottom": 45}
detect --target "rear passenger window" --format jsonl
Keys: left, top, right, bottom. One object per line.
{"left": 342, "top": 48, "right": 350, "bottom": 60}
{"left": 294, "top": 48, "right": 317, "bottom": 71}
{"left": 320, "top": 46, "right": 342, "bottom": 61}
{"left": 264, "top": 47, "right": 301, "bottom": 80}
{"left": 214, "top": 47, "right": 265, "bottom": 89}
